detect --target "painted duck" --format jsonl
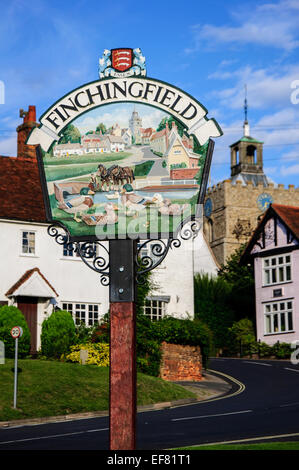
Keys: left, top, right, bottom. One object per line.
{"left": 58, "top": 188, "right": 95, "bottom": 222}
{"left": 81, "top": 203, "right": 118, "bottom": 226}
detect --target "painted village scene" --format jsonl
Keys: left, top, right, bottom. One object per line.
{"left": 44, "top": 103, "right": 208, "bottom": 238}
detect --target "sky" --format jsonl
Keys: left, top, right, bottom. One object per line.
{"left": 0, "top": 0, "right": 299, "bottom": 186}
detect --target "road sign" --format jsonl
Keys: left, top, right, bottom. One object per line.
{"left": 10, "top": 326, "right": 23, "bottom": 339}
{"left": 11, "top": 326, "right": 23, "bottom": 408}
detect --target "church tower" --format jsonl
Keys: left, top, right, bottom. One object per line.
{"left": 203, "top": 86, "right": 299, "bottom": 265}
{"left": 230, "top": 86, "right": 267, "bottom": 186}
{"left": 129, "top": 107, "right": 142, "bottom": 143}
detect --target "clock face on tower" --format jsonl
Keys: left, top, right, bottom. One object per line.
{"left": 204, "top": 198, "right": 213, "bottom": 217}
{"left": 257, "top": 193, "right": 273, "bottom": 212}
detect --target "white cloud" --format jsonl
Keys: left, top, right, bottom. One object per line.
{"left": 280, "top": 148, "right": 299, "bottom": 162}
{"left": 210, "top": 64, "right": 299, "bottom": 111}
{"left": 187, "top": 1, "right": 299, "bottom": 52}
{"left": 281, "top": 163, "right": 299, "bottom": 176}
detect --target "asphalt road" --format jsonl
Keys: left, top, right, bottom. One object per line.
{"left": 1, "top": 358, "right": 299, "bottom": 450}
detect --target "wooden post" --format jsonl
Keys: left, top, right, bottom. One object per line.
{"left": 109, "top": 240, "right": 137, "bottom": 450}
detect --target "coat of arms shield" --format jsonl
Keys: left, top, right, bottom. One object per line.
{"left": 111, "top": 48, "right": 133, "bottom": 72}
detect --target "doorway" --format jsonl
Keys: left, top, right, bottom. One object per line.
{"left": 17, "top": 297, "right": 38, "bottom": 355}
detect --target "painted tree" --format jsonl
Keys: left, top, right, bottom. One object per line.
{"left": 96, "top": 122, "right": 106, "bottom": 134}
{"left": 59, "top": 124, "right": 81, "bottom": 143}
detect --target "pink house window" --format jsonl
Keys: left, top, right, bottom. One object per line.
{"left": 264, "top": 301, "right": 293, "bottom": 334}
{"left": 263, "top": 254, "right": 291, "bottom": 286}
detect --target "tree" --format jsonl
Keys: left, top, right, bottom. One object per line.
{"left": 156, "top": 116, "right": 185, "bottom": 137}
{"left": 194, "top": 273, "right": 235, "bottom": 351}
{"left": 59, "top": 124, "right": 81, "bottom": 144}
{"left": 96, "top": 123, "right": 106, "bottom": 134}
{"left": 218, "top": 244, "right": 255, "bottom": 322}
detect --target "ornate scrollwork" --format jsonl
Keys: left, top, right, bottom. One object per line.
{"left": 47, "top": 217, "right": 201, "bottom": 288}
{"left": 179, "top": 219, "right": 201, "bottom": 240}
{"left": 77, "top": 242, "right": 110, "bottom": 286}
{"left": 47, "top": 224, "right": 110, "bottom": 286}
{"left": 136, "top": 238, "right": 181, "bottom": 284}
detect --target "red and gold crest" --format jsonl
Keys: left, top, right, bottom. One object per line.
{"left": 111, "top": 48, "right": 133, "bottom": 72}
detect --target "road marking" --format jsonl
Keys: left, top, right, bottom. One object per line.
{"left": 199, "top": 369, "right": 246, "bottom": 403}
{"left": 172, "top": 410, "right": 252, "bottom": 422}
{"left": 243, "top": 361, "right": 272, "bottom": 367}
{"left": 170, "top": 431, "right": 299, "bottom": 448}
{"left": 284, "top": 367, "right": 299, "bottom": 373}
{"left": 0, "top": 428, "right": 109, "bottom": 445}
{"left": 280, "top": 402, "right": 299, "bottom": 408}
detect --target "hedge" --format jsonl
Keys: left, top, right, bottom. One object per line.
{"left": 0, "top": 305, "right": 31, "bottom": 358}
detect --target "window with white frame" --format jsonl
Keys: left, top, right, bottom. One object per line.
{"left": 263, "top": 254, "right": 291, "bottom": 286}
{"left": 22, "top": 231, "right": 35, "bottom": 255}
{"left": 143, "top": 299, "right": 166, "bottom": 321}
{"left": 264, "top": 300, "right": 293, "bottom": 334}
{"left": 62, "top": 302, "right": 100, "bottom": 326}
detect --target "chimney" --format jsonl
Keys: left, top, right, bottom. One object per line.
{"left": 17, "top": 105, "right": 38, "bottom": 159}
{"left": 165, "top": 121, "right": 169, "bottom": 150}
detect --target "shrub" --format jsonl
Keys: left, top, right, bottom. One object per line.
{"left": 136, "top": 314, "right": 162, "bottom": 376}
{"left": 75, "top": 322, "right": 95, "bottom": 344}
{"left": 41, "top": 310, "right": 76, "bottom": 358}
{"left": 149, "top": 316, "right": 213, "bottom": 370}
{"left": 258, "top": 342, "right": 273, "bottom": 358}
{"left": 272, "top": 342, "right": 292, "bottom": 359}
{"left": 225, "top": 319, "right": 256, "bottom": 356}
{"left": 66, "top": 343, "right": 109, "bottom": 366}
{"left": 0, "top": 305, "right": 31, "bottom": 358}
{"left": 91, "top": 314, "right": 110, "bottom": 343}
{"left": 229, "top": 318, "right": 255, "bottom": 343}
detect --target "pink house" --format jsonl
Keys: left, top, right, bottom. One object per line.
{"left": 241, "top": 204, "right": 299, "bottom": 345}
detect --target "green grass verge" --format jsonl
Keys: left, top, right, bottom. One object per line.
{"left": 176, "top": 442, "right": 299, "bottom": 450}
{"left": 44, "top": 155, "right": 154, "bottom": 182}
{"left": 0, "top": 359, "right": 195, "bottom": 422}
{"left": 134, "top": 160, "right": 155, "bottom": 177}
{"left": 44, "top": 156, "right": 130, "bottom": 182}
{"left": 44, "top": 152, "right": 131, "bottom": 166}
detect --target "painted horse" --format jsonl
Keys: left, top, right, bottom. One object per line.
{"left": 107, "top": 165, "right": 135, "bottom": 189}
{"left": 96, "top": 164, "right": 112, "bottom": 191}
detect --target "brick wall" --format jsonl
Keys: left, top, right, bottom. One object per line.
{"left": 160, "top": 342, "right": 202, "bottom": 381}
{"left": 170, "top": 168, "right": 199, "bottom": 180}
